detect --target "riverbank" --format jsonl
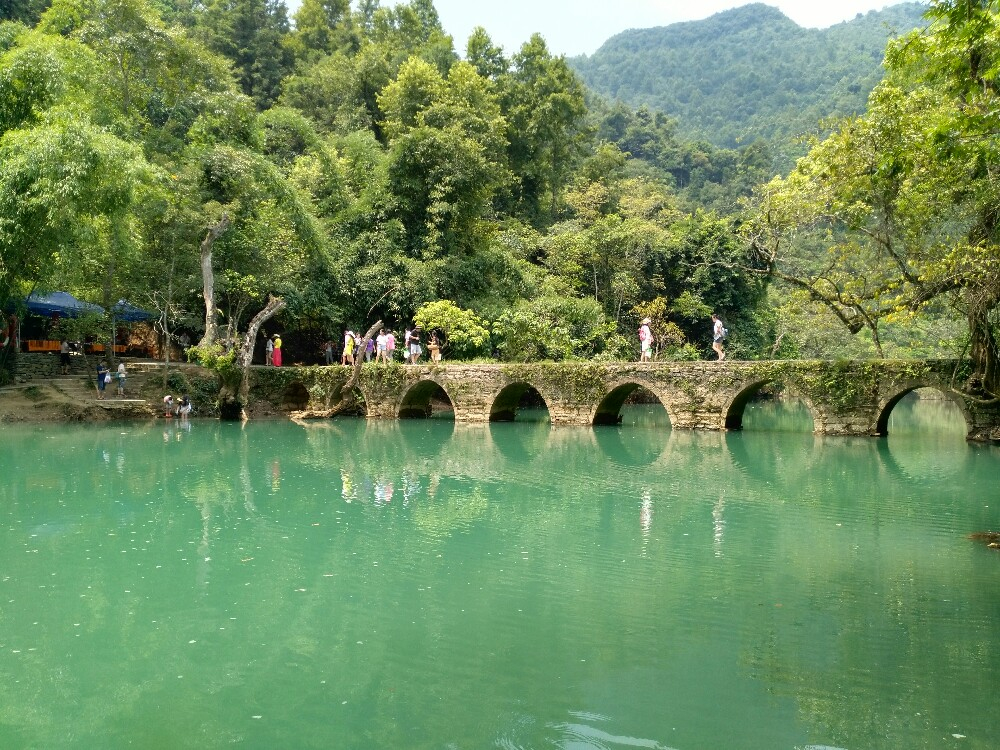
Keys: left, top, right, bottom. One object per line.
{"left": 0, "top": 356, "right": 300, "bottom": 422}
{"left": 0, "top": 380, "right": 156, "bottom": 422}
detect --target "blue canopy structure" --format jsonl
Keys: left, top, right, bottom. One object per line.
{"left": 112, "top": 299, "right": 156, "bottom": 322}
{"left": 25, "top": 292, "right": 105, "bottom": 318}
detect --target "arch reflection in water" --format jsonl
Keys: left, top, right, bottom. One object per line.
{"left": 723, "top": 426, "right": 823, "bottom": 489}
{"left": 490, "top": 383, "right": 550, "bottom": 423}
{"left": 488, "top": 417, "right": 551, "bottom": 463}
{"left": 299, "top": 416, "right": 456, "bottom": 464}
{"left": 593, "top": 427, "right": 677, "bottom": 467}
{"left": 879, "top": 393, "right": 971, "bottom": 481}
{"left": 593, "top": 384, "right": 671, "bottom": 427}
{"left": 292, "top": 417, "right": 459, "bottom": 506}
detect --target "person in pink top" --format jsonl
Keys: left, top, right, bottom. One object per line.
{"left": 638, "top": 318, "right": 653, "bottom": 362}
{"left": 385, "top": 331, "right": 396, "bottom": 362}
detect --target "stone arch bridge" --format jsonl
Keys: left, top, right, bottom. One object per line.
{"left": 251, "top": 359, "right": 1000, "bottom": 442}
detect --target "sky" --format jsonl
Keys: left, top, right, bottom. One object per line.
{"left": 287, "top": 1, "right": 925, "bottom": 58}
{"left": 430, "top": 0, "right": 922, "bottom": 57}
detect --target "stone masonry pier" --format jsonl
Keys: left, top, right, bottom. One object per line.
{"left": 252, "top": 359, "right": 1000, "bottom": 442}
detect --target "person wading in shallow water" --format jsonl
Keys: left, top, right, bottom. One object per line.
{"left": 711, "top": 314, "right": 726, "bottom": 361}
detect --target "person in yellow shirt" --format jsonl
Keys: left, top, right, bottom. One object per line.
{"left": 272, "top": 334, "right": 283, "bottom": 367}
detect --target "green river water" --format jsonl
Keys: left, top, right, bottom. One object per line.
{"left": 1, "top": 397, "right": 998, "bottom": 749}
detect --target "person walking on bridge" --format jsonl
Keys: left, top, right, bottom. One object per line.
{"left": 342, "top": 330, "right": 355, "bottom": 365}
{"left": 712, "top": 314, "right": 726, "bottom": 361}
{"left": 639, "top": 318, "right": 653, "bottom": 362}
{"left": 375, "top": 329, "right": 388, "bottom": 363}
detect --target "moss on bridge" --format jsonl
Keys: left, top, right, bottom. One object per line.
{"left": 239, "top": 358, "right": 997, "bottom": 440}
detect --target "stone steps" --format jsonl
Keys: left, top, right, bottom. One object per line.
{"left": 34, "top": 373, "right": 153, "bottom": 410}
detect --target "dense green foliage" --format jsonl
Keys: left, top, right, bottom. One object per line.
{"left": 0, "top": 0, "right": 992, "bottom": 385}
{"left": 571, "top": 3, "right": 928, "bottom": 151}
{"left": 0, "top": 0, "right": 776, "bottom": 367}
{"left": 748, "top": 0, "right": 1000, "bottom": 396}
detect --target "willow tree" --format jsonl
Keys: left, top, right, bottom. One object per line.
{"left": 748, "top": 0, "right": 1000, "bottom": 397}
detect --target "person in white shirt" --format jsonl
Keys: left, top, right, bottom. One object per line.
{"left": 638, "top": 318, "right": 653, "bottom": 362}
{"left": 712, "top": 314, "right": 726, "bottom": 361}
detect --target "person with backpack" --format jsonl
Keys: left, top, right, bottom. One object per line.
{"left": 408, "top": 328, "right": 422, "bottom": 364}
{"left": 711, "top": 314, "right": 726, "bottom": 361}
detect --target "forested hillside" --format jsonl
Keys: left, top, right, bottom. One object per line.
{"left": 571, "top": 2, "right": 928, "bottom": 148}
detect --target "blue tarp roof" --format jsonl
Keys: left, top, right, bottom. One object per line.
{"left": 25, "top": 292, "right": 105, "bottom": 318}
{"left": 112, "top": 299, "right": 156, "bottom": 322}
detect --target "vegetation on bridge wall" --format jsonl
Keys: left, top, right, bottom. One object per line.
{"left": 358, "top": 364, "right": 410, "bottom": 404}
{"left": 248, "top": 366, "right": 344, "bottom": 412}
{"left": 239, "top": 358, "right": 981, "bottom": 431}
{"left": 500, "top": 362, "right": 609, "bottom": 404}
{"left": 704, "top": 359, "right": 967, "bottom": 411}
{"left": 248, "top": 363, "right": 413, "bottom": 412}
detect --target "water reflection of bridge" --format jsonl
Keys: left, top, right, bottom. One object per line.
{"left": 262, "top": 359, "right": 1000, "bottom": 442}
{"left": 293, "top": 414, "right": 978, "bottom": 512}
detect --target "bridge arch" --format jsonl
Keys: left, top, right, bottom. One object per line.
{"left": 875, "top": 385, "right": 972, "bottom": 437}
{"left": 489, "top": 382, "right": 550, "bottom": 423}
{"left": 337, "top": 386, "right": 369, "bottom": 417}
{"left": 280, "top": 381, "right": 311, "bottom": 411}
{"left": 723, "top": 380, "right": 818, "bottom": 432}
{"left": 397, "top": 378, "right": 455, "bottom": 419}
{"left": 592, "top": 382, "right": 675, "bottom": 427}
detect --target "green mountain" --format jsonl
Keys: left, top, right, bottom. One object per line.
{"left": 570, "top": 2, "right": 928, "bottom": 148}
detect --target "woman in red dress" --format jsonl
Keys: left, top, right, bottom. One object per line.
{"left": 272, "top": 334, "right": 283, "bottom": 367}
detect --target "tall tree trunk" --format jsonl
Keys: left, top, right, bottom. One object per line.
{"left": 218, "top": 295, "right": 286, "bottom": 421}
{"left": 198, "top": 214, "right": 230, "bottom": 349}
{"left": 161, "top": 256, "right": 175, "bottom": 389}
{"left": 103, "top": 251, "right": 116, "bottom": 367}
{"left": 291, "top": 320, "right": 382, "bottom": 421}
{"left": 967, "top": 288, "right": 1000, "bottom": 400}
